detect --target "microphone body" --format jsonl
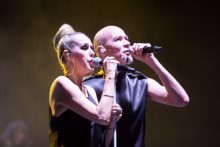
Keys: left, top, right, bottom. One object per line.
{"left": 92, "top": 57, "right": 103, "bottom": 67}
{"left": 91, "top": 57, "right": 135, "bottom": 73}
{"left": 141, "top": 45, "right": 162, "bottom": 54}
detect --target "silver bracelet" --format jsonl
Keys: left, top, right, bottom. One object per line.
{"left": 103, "top": 94, "right": 114, "bottom": 98}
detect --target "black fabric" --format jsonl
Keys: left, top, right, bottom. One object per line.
{"left": 90, "top": 122, "right": 105, "bottom": 147}
{"left": 49, "top": 88, "right": 98, "bottom": 147}
{"left": 84, "top": 67, "right": 148, "bottom": 147}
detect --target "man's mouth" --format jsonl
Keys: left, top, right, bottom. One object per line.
{"left": 123, "top": 50, "right": 131, "bottom": 56}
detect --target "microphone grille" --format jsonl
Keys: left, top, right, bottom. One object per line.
{"left": 93, "top": 57, "right": 103, "bottom": 67}
{"left": 154, "top": 46, "right": 162, "bottom": 52}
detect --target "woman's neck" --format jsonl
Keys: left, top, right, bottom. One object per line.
{"left": 67, "top": 73, "right": 83, "bottom": 91}
{"left": 67, "top": 74, "right": 88, "bottom": 97}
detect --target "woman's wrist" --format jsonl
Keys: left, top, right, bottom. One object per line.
{"left": 106, "top": 121, "right": 116, "bottom": 129}
{"left": 103, "top": 94, "right": 114, "bottom": 98}
{"left": 106, "top": 127, "right": 115, "bottom": 130}
{"left": 105, "top": 73, "right": 115, "bottom": 80}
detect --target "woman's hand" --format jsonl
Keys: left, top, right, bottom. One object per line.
{"left": 108, "top": 103, "right": 122, "bottom": 129}
{"left": 103, "top": 56, "right": 119, "bottom": 77}
{"left": 106, "top": 103, "right": 122, "bottom": 130}
{"left": 111, "top": 103, "right": 122, "bottom": 122}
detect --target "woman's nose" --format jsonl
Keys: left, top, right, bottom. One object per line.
{"left": 89, "top": 49, "right": 95, "bottom": 57}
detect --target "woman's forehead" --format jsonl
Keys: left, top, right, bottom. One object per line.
{"left": 71, "top": 34, "right": 92, "bottom": 44}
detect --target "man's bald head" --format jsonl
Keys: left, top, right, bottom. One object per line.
{"left": 93, "top": 26, "right": 133, "bottom": 65}
{"left": 93, "top": 26, "right": 126, "bottom": 53}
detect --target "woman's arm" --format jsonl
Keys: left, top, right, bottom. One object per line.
{"left": 104, "top": 104, "right": 122, "bottom": 147}
{"left": 49, "top": 57, "right": 118, "bottom": 125}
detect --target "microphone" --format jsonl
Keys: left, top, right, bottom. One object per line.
{"left": 136, "top": 45, "right": 162, "bottom": 54}
{"left": 91, "top": 57, "right": 103, "bottom": 67}
{"left": 91, "top": 57, "right": 135, "bottom": 73}
{"left": 142, "top": 45, "right": 162, "bottom": 53}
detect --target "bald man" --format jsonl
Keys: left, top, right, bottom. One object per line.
{"left": 84, "top": 26, "right": 189, "bottom": 147}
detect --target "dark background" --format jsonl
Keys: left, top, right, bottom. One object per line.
{"left": 0, "top": 0, "right": 219, "bottom": 146}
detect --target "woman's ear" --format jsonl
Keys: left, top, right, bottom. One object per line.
{"left": 63, "top": 49, "right": 71, "bottom": 61}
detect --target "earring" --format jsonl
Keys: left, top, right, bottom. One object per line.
{"left": 67, "top": 59, "right": 75, "bottom": 75}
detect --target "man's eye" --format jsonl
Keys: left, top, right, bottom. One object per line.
{"left": 114, "top": 38, "right": 121, "bottom": 41}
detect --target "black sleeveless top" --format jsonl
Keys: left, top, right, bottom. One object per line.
{"left": 84, "top": 68, "right": 148, "bottom": 147}
{"left": 49, "top": 87, "right": 97, "bottom": 147}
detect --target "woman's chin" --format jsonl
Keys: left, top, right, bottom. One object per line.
{"left": 85, "top": 67, "right": 94, "bottom": 74}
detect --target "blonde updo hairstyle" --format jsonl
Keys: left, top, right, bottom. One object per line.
{"left": 53, "top": 24, "right": 82, "bottom": 75}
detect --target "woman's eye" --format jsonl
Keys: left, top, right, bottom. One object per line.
{"left": 81, "top": 45, "right": 88, "bottom": 50}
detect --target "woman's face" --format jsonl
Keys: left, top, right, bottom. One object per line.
{"left": 69, "top": 34, "right": 95, "bottom": 76}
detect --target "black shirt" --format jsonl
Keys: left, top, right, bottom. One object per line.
{"left": 49, "top": 87, "right": 97, "bottom": 147}
{"left": 84, "top": 68, "right": 148, "bottom": 147}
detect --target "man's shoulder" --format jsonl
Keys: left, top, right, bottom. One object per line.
{"left": 84, "top": 74, "right": 104, "bottom": 82}
{"left": 83, "top": 68, "right": 148, "bottom": 82}
{"left": 83, "top": 74, "right": 105, "bottom": 95}
{"left": 124, "top": 71, "right": 148, "bottom": 80}
{"left": 84, "top": 69, "right": 104, "bottom": 80}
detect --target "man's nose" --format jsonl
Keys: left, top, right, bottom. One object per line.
{"left": 123, "top": 40, "right": 130, "bottom": 48}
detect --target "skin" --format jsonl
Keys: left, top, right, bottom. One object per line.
{"left": 94, "top": 26, "right": 189, "bottom": 107}
{"left": 50, "top": 33, "right": 121, "bottom": 126}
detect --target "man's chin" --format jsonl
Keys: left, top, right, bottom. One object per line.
{"left": 121, "top": 56, "right": 133, "bottom": 65}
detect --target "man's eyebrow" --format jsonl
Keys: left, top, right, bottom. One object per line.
{"left": 113, "top": 35, "right": 122, "bottom": 40}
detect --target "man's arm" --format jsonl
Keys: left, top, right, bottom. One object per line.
{"left": 132, "top": 43, "right": 189, "bottom": 107}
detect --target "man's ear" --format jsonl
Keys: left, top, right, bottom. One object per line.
{"left": 97, "top": 46, "right": 106, "bottom": 56}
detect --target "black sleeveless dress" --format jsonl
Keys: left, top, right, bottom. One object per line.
{"left": 49, "top": 87, "right": 98, "bottom": 147}
{"left": 84, "top": 67, "right": 148, "bottom": 147}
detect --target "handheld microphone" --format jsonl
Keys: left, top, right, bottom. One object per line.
{"left": 91, "top": 57, "right": 135, "bottom": 73}
{"left": 130, "top": 44, "right": 162, "bottom": 54}
{"left": 141, "top": 45, "right": 162, "bottom": 54}
{"left": 92, "top": 57, "right": 103, "bottom": 67}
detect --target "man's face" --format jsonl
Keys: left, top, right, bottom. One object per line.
{"left": 103, "top": 27, "right": 133, "bottom": 65}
